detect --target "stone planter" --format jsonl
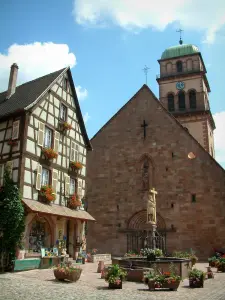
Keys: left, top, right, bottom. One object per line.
{"left": 189, "top": 276, "right": 204, "bottom": 288}
{"left": 147, "top": 254, "right": 156, "bottom": 261}
{"left": 89, "top": 254, "right": 111, "bottom": 263}
{"left": 148, "top": 280, "right": 180, "bottom": 291}
{"left": 54, "top": 269, "right": 82, "bottom": 282}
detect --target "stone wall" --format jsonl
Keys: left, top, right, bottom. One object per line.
{"left": 86, "top": 85, "right": 225, "bottom": 260}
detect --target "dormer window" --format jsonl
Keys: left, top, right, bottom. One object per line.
{"left": 176, "top": 61, "right": 183, "bottom": 73}
{"left": 63, "top": 78, "right": 68, "bottom": 91}
{"left": 60, "top": 104, "right": 67, "bottom": 121}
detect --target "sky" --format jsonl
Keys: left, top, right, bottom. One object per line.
{"left": 0, "top": 0, "right": 225, "bottom": 167}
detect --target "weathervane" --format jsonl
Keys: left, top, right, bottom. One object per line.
{"left": 142, "top": 65, "right": 150, "bottom": 85}
{"left": 176, "top": 28, "right": 184, "bottom": 45}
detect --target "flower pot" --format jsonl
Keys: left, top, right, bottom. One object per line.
{"left": 148, "top": 280, "right": 180, "bottom": 291}
{"left": 108, "top": 281, "right": 122, "bottom": 289}
{"left": 217, "top": 265, "right": 225, "bottom": 272}
{"left": 189, "top": 276, "right": 204, "bottom": 288}
{"left": 54, "top": 269, "right": 82, "bottom": 282}
{"left": 82, "top": 257, "right": 85, "bottom": 264}
{"left": 209, "top": 261, "right": 216, "bottom": 267}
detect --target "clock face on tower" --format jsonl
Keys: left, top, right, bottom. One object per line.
{"left": 176, "top": 81, "right": 185, "bottom": 90}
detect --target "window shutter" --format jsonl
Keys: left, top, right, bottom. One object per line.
{"left": 52, "top": 169, "right": 58, "bottom": 193}
{"left": 36, "top": 164, "right": 42, "bottom": 190}
{"left": 12, "top": 120, "right": 20, "bottom": 140}
{"left": 5, "top": 161, "right": 13, "bottom": 178}
{"left": 70, "top": 142, "right": 75, "bottom": 161}
{"left": 54, "top": 131, "right": 60, "bottom": 153}
{"left": 78, "top": 178, "right": 82, "bottom": 199}
{"left": 38, "top": 122, "right": 45, "bottom": 146}
{"left": 75, "top": 144, "right": 79, "bottom": 162}
{"left": 64, "top": 174, "right": 70, "bottom": 197}
{"left": 0, "top": 164, "right": 4, "bottom": 185}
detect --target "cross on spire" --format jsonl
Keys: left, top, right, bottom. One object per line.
{"left": 142, "top": 65, "right": 150, "bottom": 85}
{"left": 176, "top": 28, "right": 184, "bottom": 45}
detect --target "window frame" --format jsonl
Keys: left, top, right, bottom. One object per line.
{"left": 59, "top": 103, "right": 67, "bottom": 122}
{"left": 70, "top": 177, "right": 76, "bottom": 195}
{"left": 41, "top": 168, "right": 50, "bottom": 186}
{"left": 178, "top": 91, "right": 186, "bottom": 111}
{"left": 44, "top": 126, "right": 53, "bottom": 148}
{"left": 176, "top": 60, "right": 183, "bottom": 73}
{"left": 167, "top": 93, "right": 175, "bottom": 112}
{"left": 189, "top": 90, "right": 197, "bottom": 109}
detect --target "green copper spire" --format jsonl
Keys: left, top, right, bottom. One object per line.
{"left": 161, "top": 44, "right": 199, "bottom": 60}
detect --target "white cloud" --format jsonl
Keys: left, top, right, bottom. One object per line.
{"left": 76, "top": 85, "right": 88, "bottom": 100}
{"left": 73, "top": 0, "right": 225, "bottom": 44}
{"left": 214, "top": 111, "right": 225, "bottom": 166}
{"left": 83, "top": 112, "right": 90, "bottom": 123}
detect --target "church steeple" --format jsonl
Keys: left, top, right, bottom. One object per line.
{"left": 156, "top": 42, "right": 215, "bottom": 157}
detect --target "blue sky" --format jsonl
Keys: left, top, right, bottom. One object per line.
{"left": 0, "top": 0, "right": 225, "bottom": 167}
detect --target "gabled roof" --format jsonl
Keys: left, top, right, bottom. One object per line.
{"left": 91, "top": 84, "right": 224, "bottom": 173}
{"left": 0, "top": 68, "right": 65, "bottom": 118}
{"left": 0, "top": 67, "right": 92, "bottom": 150}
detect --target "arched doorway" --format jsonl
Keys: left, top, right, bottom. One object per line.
{"left": 28, "top": 216, "right": 52, "bottom": 253}
{"left": 127, "top": 210, "right": 166, "bottom": 253}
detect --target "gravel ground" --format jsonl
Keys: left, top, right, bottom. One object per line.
{"left": 0, "top": 262, "right": 225, "bottom": 300}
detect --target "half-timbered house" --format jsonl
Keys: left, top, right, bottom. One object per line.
{"left": 0, "top": 63, "right": 95, "bottom": 259}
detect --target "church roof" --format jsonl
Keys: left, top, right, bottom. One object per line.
{"left": 161, "top": 44, "right": 199, "bottom": 60}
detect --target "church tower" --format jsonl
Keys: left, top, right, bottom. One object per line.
{"left": 157, "top": 38, "right": 215, "bottom": 157}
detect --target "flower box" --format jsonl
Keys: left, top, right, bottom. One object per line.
{"left": 54, "top": 268, "right": 82, "bottom": 282}
{"left": 67, "top": 194, "right": 82, "bottom": 209}
{"left": 148, "top": 280, "right": 180, "bottom": 291}
{"left": 42, "top": 148, "right": 58, "bottom": 160}
{"left": 39, "top": 186, "right": 56, "bottom": 203}
{"left": 189, "top": 276, "right": 204, "bottom": 288}
{"left": 70, "top": 161, "right": 83, "bottom": 170}
{"left": 58, "top": 121, "right": 72, "bottom": 132}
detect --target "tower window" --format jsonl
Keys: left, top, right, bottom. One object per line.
{"left": 189, "top": 90, "right": 197, "bottom": 109}
{"left": 168, "top": 93, "right": 175, "bottom": 111}
{"left": 191, "top": 194, "right": 196, "bottom": 203}
{"left": 178, "top": 91, "right": 186, "bottom": 110}
{"left": 176, "top": 60, "right": 183, "bottom": 73}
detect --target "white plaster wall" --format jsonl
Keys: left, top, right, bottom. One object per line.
{"left": 23, "top": 185, "right": 32, "bottom": 199}
{"left": 26, "top": 139, "right": 36, "bottom": 154}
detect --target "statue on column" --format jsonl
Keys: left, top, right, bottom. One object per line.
{"left": 146, "top": 188, "right": 158, "bottom": 225}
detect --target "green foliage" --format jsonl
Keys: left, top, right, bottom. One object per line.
{"left": 105, "top": 264, "right": 127, "bottom": 284}
{"left": 172, "top": 250, "right": 198, "bottom": 266}
{"left": 189, "top": 268, "right": 206, "bottom": 280}
{"left": 0, "top": 168, "right": 25, "bottom": 270}
{"left": 143, "top": 263, "right": 181, "bottom": 285}
{"left": 208, "top": 256, "right": 218, "bottom": 263}
{"left": 140, "top": 248, "right": 163, "bottom": 257}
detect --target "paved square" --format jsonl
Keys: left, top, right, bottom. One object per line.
{"left": 0, "top": 262, "right": 225, "bottom": 300}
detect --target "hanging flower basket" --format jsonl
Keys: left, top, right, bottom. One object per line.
{"left": 67, "top": 194, "right": 82, "bottom": 209}
{"left": 42, "top": 148, "right": 58, "bottom": 160}
{"left": 39, "top": 185, "right": 56, "bottom": 203}
{"left": 8, "top": 139, "right": 18, "bottom": 146}
{"left": 70, "top": 161, "right": 83, "bottom": 170}
{"left": 59, "top": 121, "right": 72, "bottom": 132}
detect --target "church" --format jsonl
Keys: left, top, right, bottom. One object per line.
{"left": 86, "top": 39, "right": 225, "bottom": 259}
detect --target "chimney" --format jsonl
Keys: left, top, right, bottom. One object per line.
{"left": 6, "top": 63, "right": 19, "bottom": 98}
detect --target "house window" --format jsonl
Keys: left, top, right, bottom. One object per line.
{"left": 44, "top": 127, "right": 53, "bottom": 148}
{"left": 176, "top": 60, "right": 183, "bottom": 72}
{"left": 63, "top": 78, "right": 68, "bottom": 91}
{"left": 60, "top": 104, "right": 67, "bottom": 121}
{"left": 189, "top": 90, "right": 197, "bottom": 109}
{"left": 70, "top": 178, "right": 76, "bottom": 195}
{"left": 191, "top": 194, "right": 196, "bottom": 203}
{"left": 178, "top": 91, "right": 186, "bottom": 110}
{"left": 41, "top": 168, "right": 50, "bottom": 186}
{"left": 168, "top": 93, "right": 175, "bottom": 111}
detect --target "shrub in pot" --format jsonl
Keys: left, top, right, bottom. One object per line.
{"left": 208, "top": 256, "right": 218, "bottom": 267}
{"left": 216, "top": 258, "right": 225, "bottom": 272}
{"left": 105, "top": 264, "right": 127, "bottom": 289}
{"left": 189, "top": 268, "right": 206, "bottom": 288}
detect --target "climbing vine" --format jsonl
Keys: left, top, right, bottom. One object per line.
{"left": 0, "top": 167, "right": 25, "bottom": 271}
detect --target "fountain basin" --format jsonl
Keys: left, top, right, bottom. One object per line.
{"left": 112, "top": 256, "right": 191, "bottom": 281}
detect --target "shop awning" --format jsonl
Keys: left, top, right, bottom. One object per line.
{"left": 22, "top": 199, "right": 95, "bottom": 222}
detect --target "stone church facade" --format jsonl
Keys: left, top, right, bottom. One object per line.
{"left": 86, "top": 42, "right": 225, "bottom": 259}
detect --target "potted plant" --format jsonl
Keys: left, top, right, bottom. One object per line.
{"left": 208, "top": 256, "right": 218, "bottom": 267}
{"left": 144, "top": 263, "right": 181, "bottom": 291}
{"left": 54, "top": 263, "right": 82, "bottom": 282}
{"left": 58, "top": 121, "right": 72, "bottom": 131}
{"left": 39, "top": 185, "right": 56, "bottom": 203}
{"left": 189, "top": 268, "right": 205, "bottom": 288}
{"left": 67, "top": 194, "right": 82, "bottom": 209}
{"left": 140, "top": 248, "right": 163, "bottom": 261}
{"left": 42, "top": 147, "right": 58, "bottom": 160}
{"left": 105, "top": 264, "right": 127, "bottom": 289}
{"left": 216, "top": 258, "right": 225, "bottom": 272}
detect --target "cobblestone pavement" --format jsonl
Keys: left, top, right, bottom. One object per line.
{"left": 0, "top": 262, "right": 225, "bottom": 300}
